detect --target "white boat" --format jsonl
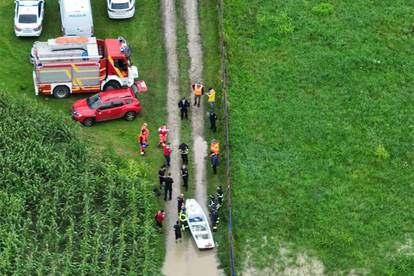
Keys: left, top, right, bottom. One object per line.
{"left": 185, "top": 199, "right": 215, "bottom": 249}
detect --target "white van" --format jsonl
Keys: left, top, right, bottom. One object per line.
{"left": 59, "top": 0, "right": 93, "bottom": 36}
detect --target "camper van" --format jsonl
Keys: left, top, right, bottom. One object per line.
{"left": 59, "top": 0, "right": 93, "bottom": 36}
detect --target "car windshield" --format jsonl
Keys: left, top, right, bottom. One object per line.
{"left": 112, "top": 3, "right": 129, "bottom": 9}
{"left": 18, "top": 14, "right": 37, "bottom": 24}
{"left": 87, "top": 94, "right": 102, "bottom": 109}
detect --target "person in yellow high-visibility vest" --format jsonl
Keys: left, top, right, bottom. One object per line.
{"left": 192, "top": 82, "right": 204, "bottom": 107}
{"left": 206, "top": 88, "right": 216, "bottom": 111}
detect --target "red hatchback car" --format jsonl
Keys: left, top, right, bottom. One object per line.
{"left": 72, "top": 87, "right": 141, "bottom": 126}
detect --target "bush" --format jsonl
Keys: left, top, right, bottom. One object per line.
{"left": 312, "top": 3, "right": 335, "bottom": 16}
{"left": 375, "top": 144, "right": 390, "bottom": 160}
{"left": 257, "top": 11, "right": 294, "bottom": 36}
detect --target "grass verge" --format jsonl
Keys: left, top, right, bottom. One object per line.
{"left": 199, "top": 0, "right": 229, "bottom": 273}
{"left": 224, "top": 0, "right": 414, "bottom": 274}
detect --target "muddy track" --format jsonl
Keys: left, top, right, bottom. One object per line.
{"left": 161, "top": 0, "right": 223, "bottom": 275}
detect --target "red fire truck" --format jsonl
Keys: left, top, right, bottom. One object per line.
{"left": 30, "top": 36, "right": 146, "bottom": 98}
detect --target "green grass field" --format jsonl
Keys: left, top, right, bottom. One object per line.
{"left": 0, "top": 0, "right": 168, "bottom": 273}
{"left": 0, "top": 0, "right": 167, "bottom": 162}
{"left": 224, "top": 0, "right": 414, "bottom": 274}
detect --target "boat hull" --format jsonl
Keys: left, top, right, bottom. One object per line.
{"left": 185, "top": 199, "right": 215, "bottom": 249}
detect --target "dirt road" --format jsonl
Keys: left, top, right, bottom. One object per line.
{"left": 161, "top": 0, "right": 223, "bottom": 275}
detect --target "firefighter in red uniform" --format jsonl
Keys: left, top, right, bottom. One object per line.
{"left": 140, "top": 123, "right": 149, "bottom": 142}
{"left": 138, "top": 129, "right": 148, "bottom": 156}
{"left": 158, "top": 124, "right": 169, "bottom": 145}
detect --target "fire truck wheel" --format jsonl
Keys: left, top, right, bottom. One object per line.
{"left": 124, "top": 111, "right": 137, "bottom": 121}
{"left": 53, "top": 85, "right": 70, "bottom": 99}
{"left": 83, "top": 118, "right": 95, "bottom": 127}
{"left": 103, "top": 81, "right": 121, "bottom": 91}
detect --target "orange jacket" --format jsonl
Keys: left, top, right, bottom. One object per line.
{"left": 141, "top": 126, "right": 149, "bottom": 140}
{"left": 210, "top": 142, "right": 220, "bottom": 154}
{"left": 193, "top": 84, "right": 203, "bottom": 96}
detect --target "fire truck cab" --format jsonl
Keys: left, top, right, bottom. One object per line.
{"left": 31, "top": 36, "right": 139, "bottom": 98}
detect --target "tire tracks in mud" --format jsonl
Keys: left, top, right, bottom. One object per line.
{"left": 161, "top": 0, "right": 223, "bottom": 275}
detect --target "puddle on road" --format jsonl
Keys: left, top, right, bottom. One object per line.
{"left": 162, "top": 214, "right": 223, "bottom": 276}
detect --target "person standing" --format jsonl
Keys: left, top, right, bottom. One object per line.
{"left": 210, "top": 139, "right": 220, "bottom": 155}
{"left": 137, "top": 130, "right": 147, "bottom": 156}
{"left": 178, "top": 97, "right": 190, "bottom": 120}
{"left": 192, "top": 82, "right": 204, "bottom": 107}
{"left": 177, "top": 193, "right": 185, "bottom": 213}
{"left": 140, "top": 122, "right": 149, "bottom": 142}
{"left": 210, "top": 207, "right": 219, "bottom": 231}
{"left": 164, "top": 173, "right": 173, "bottom": 201}
{"left": 178, "top": 143, "right": 189, "bottom": 164}
{"left": 210, "top": 153, "right": 219, "bottom": 175}
{"left": 154, "top": 210, "right": 165, "bottom": 229}
{"left": 158, "top": 124, "right": 169, "bottom": 145}
{"left": 174, "top": 221, "right": 182, "bottom": 242}
{"left": 163, "top": 143, "right": 172, "bottom": 167}
{"left": 209, "top": 111, "right": 217, "bottom": 132}
{"left": 181, "top": 165, "right": 189, "bottom": 192}
{"left": 158, "top": 165, "right": 166, "bottom": 190}
{"left": 216, "top": 185, "right": 224, "bottom": 207}
{"left": 206, "top": 88, "right": 216, "bottom": 111}
{"left": 179, "top": 206, "right": 189, "bottom": 231}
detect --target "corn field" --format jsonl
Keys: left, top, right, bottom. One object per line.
{"left": 0, "top": 94, "right": 161, "bottom": 275}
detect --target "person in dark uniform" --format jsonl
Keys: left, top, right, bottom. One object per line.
{"left": 181, "top": 165, "right": 189, "bottom": 192}
{"left": 178, "top": 97, "right": 190, "bottom": 120}
{"left": 177, "top": 193, "right": 185, "bottom": 213}
{"left": 174, "top": 221, "right": 182, "bottom": 242}
{"left": 158, "top": 165, "right": 166, "bottom": 190}
{"left": 210, "top": 207, "right": 219, "bottom": 231}
{"left": 209, "top": 111, "right": 217, "bottom": 132}
{"left": 210, "top": 153, "right": 219, "bottom": 174}
{"left": 216, "top": 186, "right": 224, "bottom": 207}
{"left": 164, "top": 173, "right": 173, "bottom": 201}
{"left": 178, "top": 143, "right": 189, "bottom": 164}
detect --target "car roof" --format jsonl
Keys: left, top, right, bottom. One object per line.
{"left": 99, "top": 88, "right": 134, "bottom": 102}
{"left": 18, "top": 1, "right": 40, "bottom": 15}
{"left": 61, "top": 0, "right": 91, "bottom": 12}
{"left": 18, "top": 0, "right": 41, "bottom": 7}
{"left": 111, "top": 0, "right": 130, "bottom": 3}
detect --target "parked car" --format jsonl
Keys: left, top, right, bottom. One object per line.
{"left": 72, "top": 88, "right": 141, "bottom": 126}
{"left": 59, "top": 0, "right": 93, "bottom": 36}
{"left": 14, "top": 0, "right": 45, "bottom": 37}
{"left": 106, "top": 0, "right": 135, "bottom": 19}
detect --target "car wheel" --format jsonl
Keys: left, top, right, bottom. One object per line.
{"left": 124, "top": 111, "right": 137, "bottom": 121}
{"left": 53, "top": 85, "right": 70, "bottom": 99}
{"left": 103, "top": 81, "right": 121, "bottom": 91}
{"left": 83, "top": 118, "right": 95, "bottom": 127}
